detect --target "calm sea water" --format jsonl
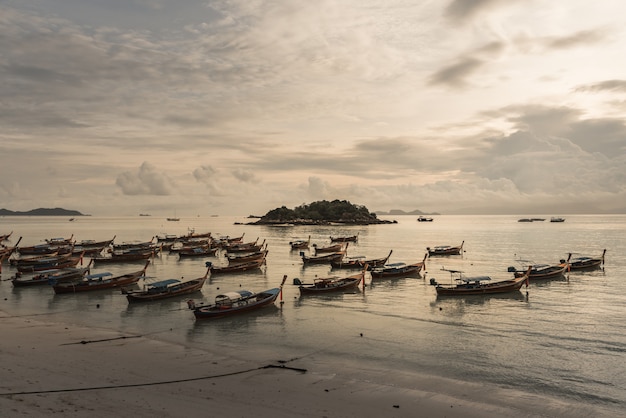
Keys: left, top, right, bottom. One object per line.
{"left": 1, "top": 215, "right": 625, "bottom": 413}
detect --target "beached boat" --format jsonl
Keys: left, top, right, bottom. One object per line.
{"left": 205, "top": 257, "right": 266, "bottom": 274}
{"left": 567, "top": 249, "right": 606, "bottom": 271}
{"left": 124, "top": 268, "right": 209, "bottom": 302}
{"left": 430, "top": 266, "right": 531, "bottom": 296}
{"left": 295, "top": 266, "right": 366, "bottom": 295}
{"left": 550, "top": 217, "right": 565, "bottom": 223}
{"left": 53, "top": 261, "right": 150, "bottom": 294}
{"left": 289, "top": 236, "right": 311, "bottom": 250}
{"left": 427, "top": 241, "right": 464, "bottom": 256}
{"left": 370, "top": 254, "right": 427, "bottom": 279}
{"left": 508, "top": 255, "right": 570, "bottom": 280}
{"left": 11, "top": 263, "right": 92, "bottom": 287}
{"left": 301, "top": 251, "right": 345, "bottom": 265}
{"left": 189, "top": 275, "right": 288, "bottom": 319}
{"left": 330, "top": 233, "right": 359, "bottom": 243}
{"left": 330, "top": 250, "right": 393, "bottom": 270}
{"left": 417, "top": 216, "right": 433, "bottom": 222}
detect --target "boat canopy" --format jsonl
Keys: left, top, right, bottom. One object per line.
{"left": 458, "top": 275, "right": 491, "bottom": 283}
{"left": 84, "top": 272, "right": 113, "bottom": 280}
{"left": 215, "top": 290, "right": 253, "bottom": 305}
{"left": 148, "top": 279, "right": 180, "bottom": 288}
{"left": 379, "top": 262, "right": 406, "bottom": 269}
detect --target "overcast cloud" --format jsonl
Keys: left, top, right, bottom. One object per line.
{"left": 0, "top": 1, "right": 625, "bottom": 216}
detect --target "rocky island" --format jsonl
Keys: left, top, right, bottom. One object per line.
{"left": 0, "top": 208, "right": 86, "bottom": 216}
{"left": 250, "top": 200, "right": 396, "bottom": 225}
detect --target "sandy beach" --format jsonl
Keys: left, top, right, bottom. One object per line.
{"left": 1, "top": 310, "right": 617, "bottom": 418}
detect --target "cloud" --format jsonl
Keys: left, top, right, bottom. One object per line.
{"left": 575, "top": 79, "right": 626, "bottom": 93}
{"left": 444, "top": 0, "right": 517, "bottom": 22}
{"left": 115, "top": 162, "right": 175, "bottom": 196}
{"left": 232, "top": 168, "right": 259, "bottom": 183}
{"left": 428, "top": 57, "right": 485, "bottom": 88}
{"left": 193, "top": 165, "right": 218, "bottom": 183}
{"left": 542, "top": 29, "right": 607, "bottom": 50}
{"left": 193, "top": 165, "right": 225, "bottom": 196}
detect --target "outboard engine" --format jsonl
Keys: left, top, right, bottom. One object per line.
{"left": 507, "top": 266, "right": 517, "bottom": 272}
{"left": 299, "top": 251, "right": 305, "bottom": 257}
{"left": 293, "top": 278, "right": 302, "bottom": 285}
{"left": 429, "top": 278, "right": 438, "bottom": 286}
{"left": 205, "top": 261, "right": 212, "bottom": 268}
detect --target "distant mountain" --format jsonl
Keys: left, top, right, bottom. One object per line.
{"left": 0, "top": 208, "right": 86, "bottom": 216}
{"left": 375, "top": 209, "right": 440, "bottom": 216}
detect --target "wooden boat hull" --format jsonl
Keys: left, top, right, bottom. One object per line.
{"left": 92, "top": 251, "right": 153, "bottom": 264}
{"left": 370, "top": 264, "right": 423, "bottom": 279}
{"left": 330, "top": 234, "right": 358, "bottom": 243}
{"left": 331, "top": 250, "right": 392, "bottom": 270}
{"left": 313, "top": 243, "right": 344, "bottom": 254}
{"left": 207, "top": 259, "right": 265, "bottom": 274}
{"left": 298, "top": 275, "right": 363, "bottom": 295}
{"left": 434, "top": 273, "right": 529, "bottom": 296}
{"left": 16, "top": 256, "right": 83, "bottom": 273}
{"left": 193, "top": 288, "right": 281, "bottom": 319}
{"left": 126, "top": 277, "right": 207, "bottom": 302}
{"left": 226, "top": 250, "right": 268, "bottom": 264}
{"left": 301, "top": 252, "right": 345, "bottom": 264}
{"left": 370, "top": 254, "right": 427, "bottom": 279}
{"left": 53, "top": 262, "right": 149, "bottom": 294}
{"left": 514, "top": 264, "right": 568, "bottom": 280}
{"left": 177, "top": 248, "right": 218, "bottom": 258}
{"left": 427, "top": 241, "right": 464, "bottom": 256}
{"left": 12, "top": 267, "right": 90, "bottom": 287}
{"left": 568, "top": 250, "right": 606, "bottom": 271}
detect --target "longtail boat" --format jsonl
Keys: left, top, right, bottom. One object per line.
{"left": 124, "top": 267, "right": 209, "bottom": 302}
{"left": 370, "top": 253, "right": 427, "bottom": 279}
{"left": 296, "top": 265, "right": 366, "bottom": 295}
{"left": 430, "top": 266, "right": 531, "bottom": 296}
{"left": 53, "top": 261, "right": 149, "bottom": 294}
{"left": 567, "top": 249, "right": 606, "bottom": 271}
{"left": 427, "top": 241, "right": 464, "bottom": 256}
{"left": 508, "top": 254, "right": 571, "bottom": 280}
{"left": 189, "top": 275, "right": 287, "bottom": 320}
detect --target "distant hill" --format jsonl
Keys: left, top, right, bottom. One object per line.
{"left": 375, "top": 209, "right": 440, "bottom": 216}
{"left": 0, "top": 208, "right": 86, "bottom": 216}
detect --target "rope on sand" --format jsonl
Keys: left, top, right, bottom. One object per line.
{"left": 0, "top": 363, "right": 307, "bottom": 396}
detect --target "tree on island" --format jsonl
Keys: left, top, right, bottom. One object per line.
{"left": 253, "top": 200, "right": 394, "bottom": 225}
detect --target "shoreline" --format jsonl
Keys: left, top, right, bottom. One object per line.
{"left": 1, "top": 311, "right": 618, "bottom": 418}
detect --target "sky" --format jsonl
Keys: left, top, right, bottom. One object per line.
{"left": 1, "top": 0, "right": 625, "bottom": 216}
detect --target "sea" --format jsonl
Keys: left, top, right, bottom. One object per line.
{"left": 1, "top": 214, "right": 625, "bottom": 415}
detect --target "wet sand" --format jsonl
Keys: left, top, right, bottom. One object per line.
{"left": 0, "top": 312, "right": 613, "bottom": 417}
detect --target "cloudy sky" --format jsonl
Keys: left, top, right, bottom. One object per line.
{"left": 1, "top": 0, "right": 625, "bottom": 216}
